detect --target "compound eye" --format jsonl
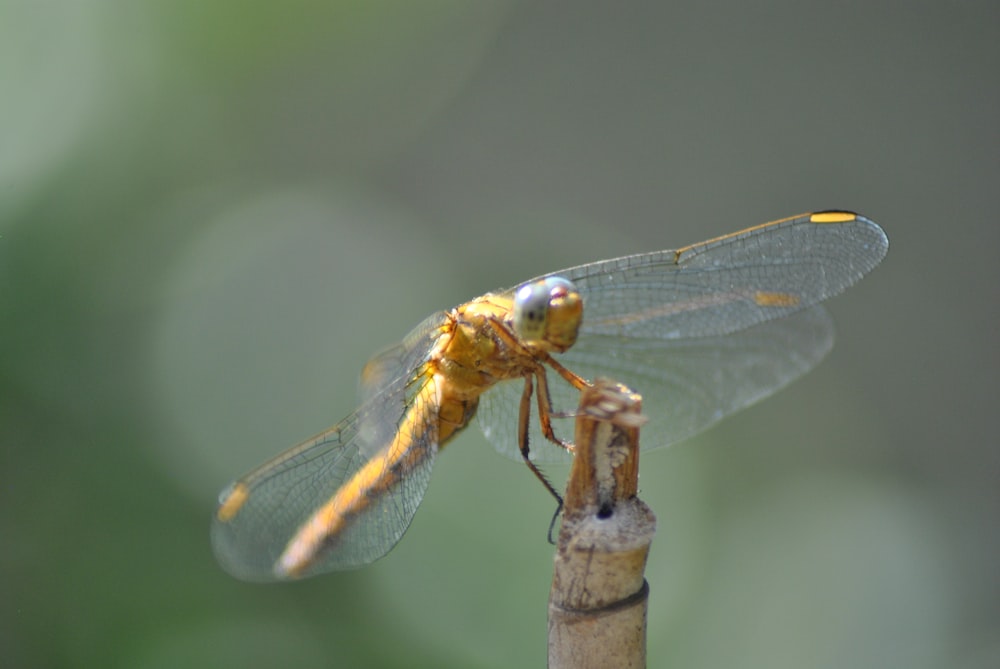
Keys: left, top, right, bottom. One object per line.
{"left": 512, "top": 277, "right": 582, "bottom": 351}
{"left": 513, "top": 281, "right": 552, "bottom": 341}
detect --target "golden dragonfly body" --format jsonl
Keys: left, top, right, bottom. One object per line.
{"left": 212, "top": 211, "right": 888, "bottom": 581}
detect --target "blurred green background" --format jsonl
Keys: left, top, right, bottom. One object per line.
{"left": 2, "top": 1, "right": 997, "bottom": 667}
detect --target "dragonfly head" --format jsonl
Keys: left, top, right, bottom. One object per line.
{"left": 512, "top": 276, "right": 583, "bottom": 353}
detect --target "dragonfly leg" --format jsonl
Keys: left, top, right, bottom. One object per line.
{"left": 517, "top": 375, "right": 564, "bottom": 504}
{"left": 544, "top": 354, "right": 590, "bottom": 391}
{"left": 533, "top": 364, "right": 576, "bottom": 454}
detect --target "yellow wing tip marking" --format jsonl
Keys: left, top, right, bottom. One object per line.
{"left": 810, "top": 211, "right": 857, "bottom": 224}
{"left": 674, "top": 211, "right": 858, "bottom": 259}
{"left": 754, "top": 291, "right": 801, "bottom": 307}
{"left": 216, "top": 482, "right": 250, "bottom": 522}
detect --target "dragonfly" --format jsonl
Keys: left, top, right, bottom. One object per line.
{"left": 212, "top": 210, "right": 888, "bottom": 581}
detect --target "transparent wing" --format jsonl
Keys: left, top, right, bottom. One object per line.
{"left": 212, "top": 366, "right": 442, "bottom": 582}
{"left": 480, "top": 306, "right": 833, "bottom": 462}
{"left": 358, "top": 311, "right": 448, "bottom": 407}
{"left": 478, "top": 212, "right": 887, "bottom": 461}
